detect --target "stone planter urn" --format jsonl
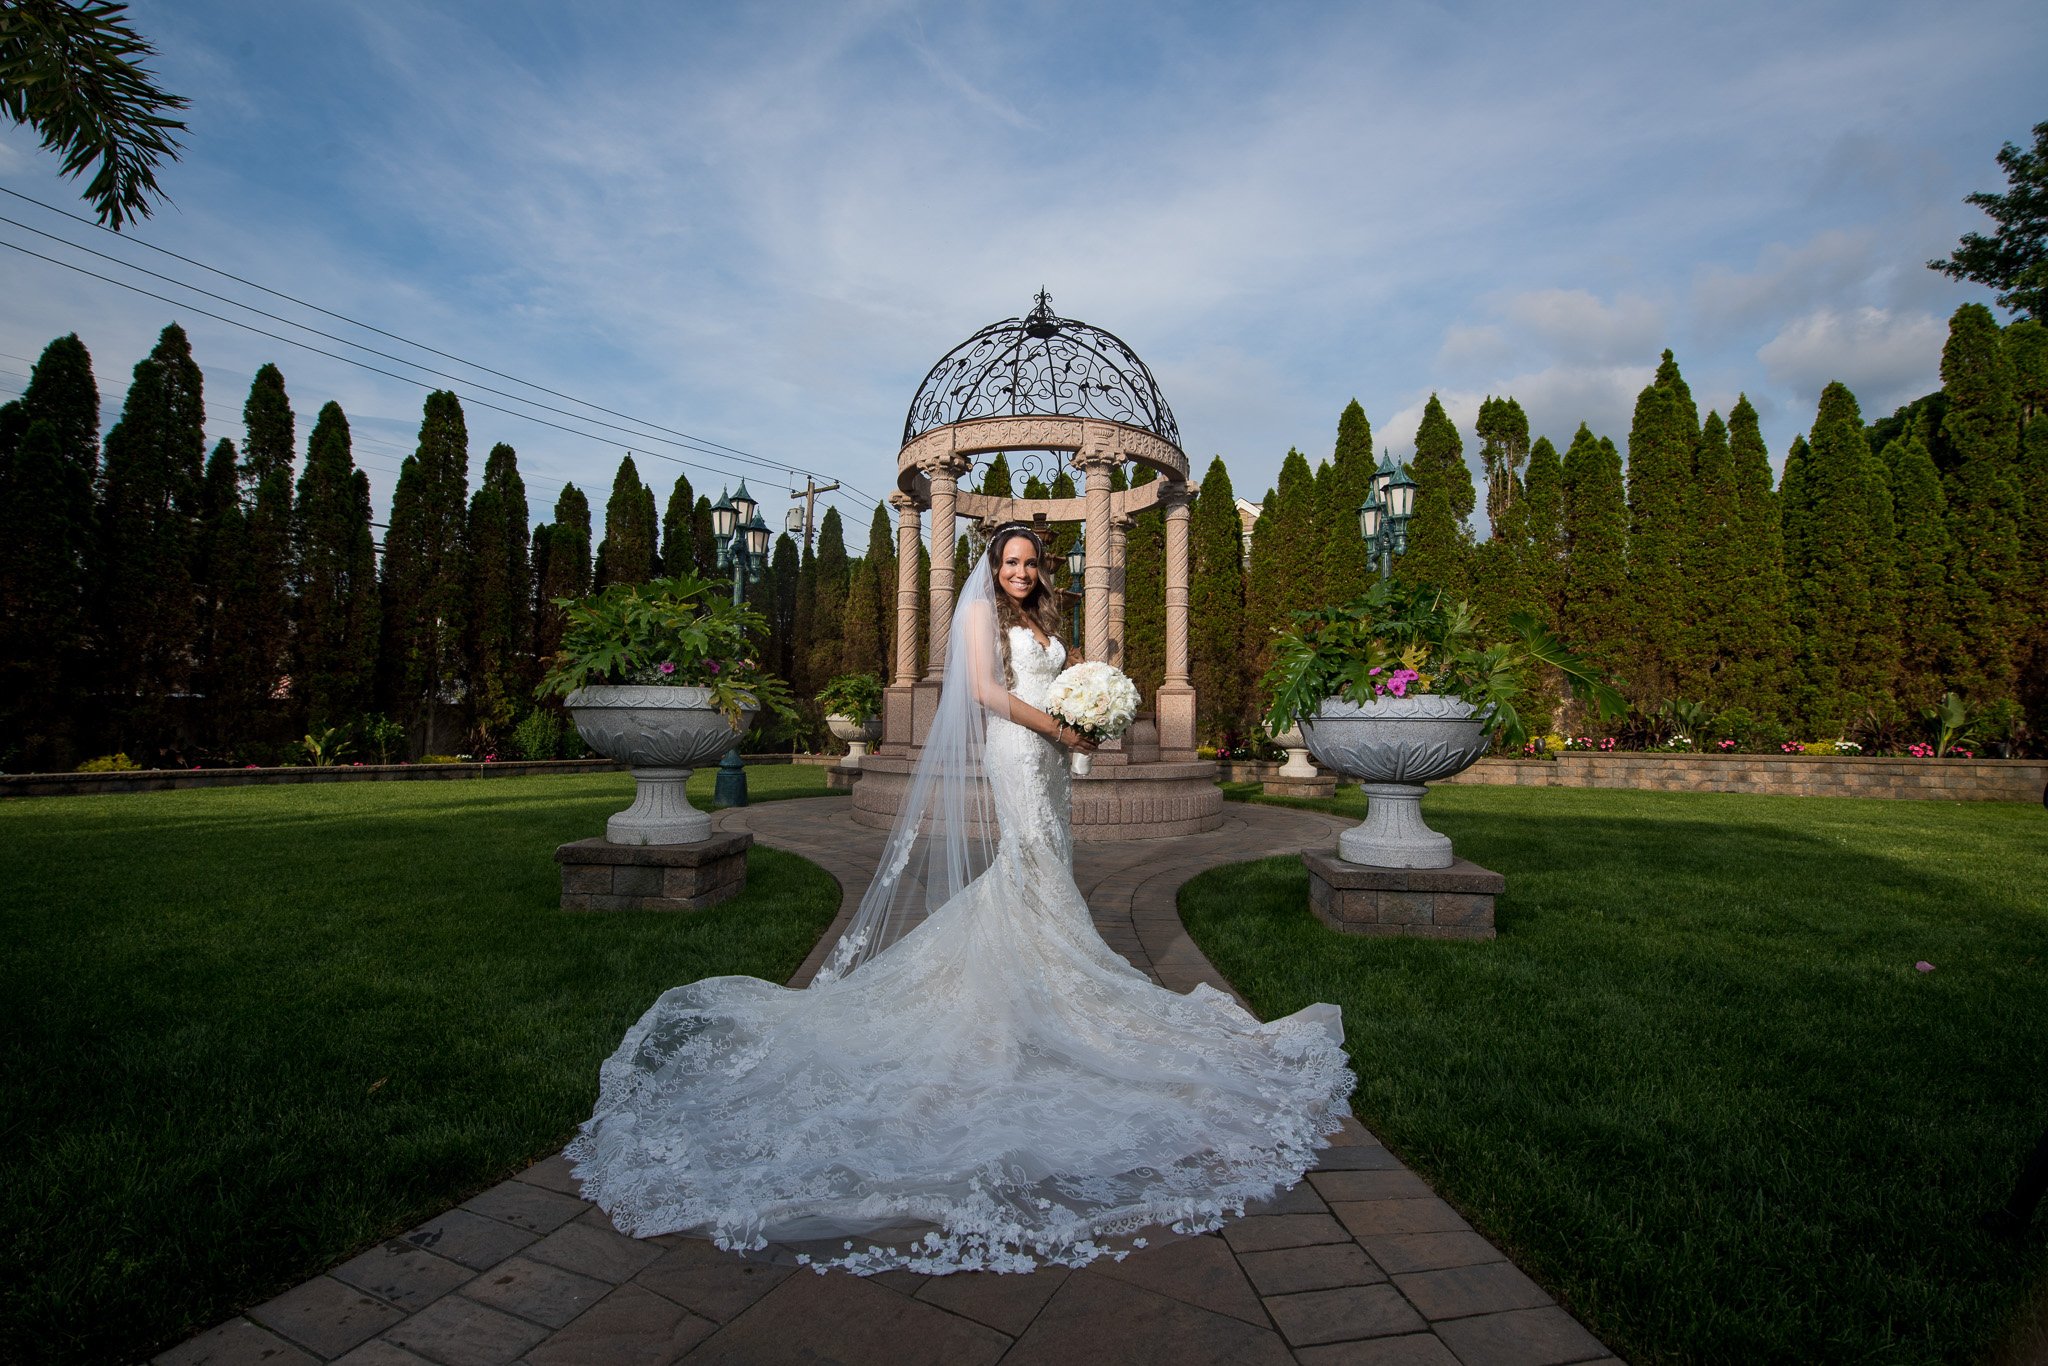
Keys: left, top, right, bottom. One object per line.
{"left": 1271, "top": 720, "right": 1319, "bottom": 779}
{"left": 825, "top": 713, "right": 884, "bottom": 769}
{"left": 1301, "top": 694, "right": 1491, "bottom": 868}
{"left": 566, "top": 685, "right": 755, "bottom": 845}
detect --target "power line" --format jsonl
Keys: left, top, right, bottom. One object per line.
{"left": 0, "top": 184, "right": 878, "bottom": 508}
{"left": 0, "top": 234, "right": 869, "bottom": 502}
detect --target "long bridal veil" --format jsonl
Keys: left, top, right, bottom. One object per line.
{"left": 812, "top": 551, "right": 1016, "bottom": 983}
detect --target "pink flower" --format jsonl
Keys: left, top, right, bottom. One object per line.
{"left": 1915, "top": 961, "right": 1934, "bottom": 972}
{"left": 709, "top": 660, "right": 721, "bottom": 675}
{"left": 658, "top": 661, "right": 676, "bottom": 675}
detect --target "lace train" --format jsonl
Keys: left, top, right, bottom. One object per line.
{"left": 567, "top": 629, "right": 1355, "bottom": 1274}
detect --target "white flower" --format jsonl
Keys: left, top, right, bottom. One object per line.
{"left": 1042, "top": 661, "right": 1141, "bottom": 742}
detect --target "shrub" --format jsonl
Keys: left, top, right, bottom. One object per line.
{"left": 75, "top": 753, "right": 141, "bottom": 773}
{"left": 815, "top": 673, "right": 885, "bottom": 720}
{"left": 511, "top": 710, "right": 564, "bottom": 762}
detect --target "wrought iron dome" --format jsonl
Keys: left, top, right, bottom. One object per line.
{"left": 903, "top": 291, "right": 1182, "bottom": 450}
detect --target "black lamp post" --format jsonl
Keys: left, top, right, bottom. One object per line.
{"left": 1356, "top": 452, "right": 1419, "bottom": 581}
{"left": 1065, "top": 529, "right": 1087, "bottom": 653}
{"left": 711, "top": 482, "right": 770, "bottom": 808}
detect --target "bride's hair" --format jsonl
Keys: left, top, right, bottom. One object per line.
{"left": 986, "top": 525, "right": 1062, "bottom": 684}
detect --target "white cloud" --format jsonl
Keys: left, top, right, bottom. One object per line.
{"left": 1756, "top": 306, "right": 1947, "bottom": 416}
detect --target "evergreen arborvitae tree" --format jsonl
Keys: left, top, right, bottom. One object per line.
{"left": 979, "top": 453, "right": 1014, "bottom": 497}
{"left": 790, "top": 539, "right": 817, "bottom": 696}
{"left": 660, "top": 474, "right": 696, "bottom": 578}
{"left": 379, "top": 390, "right": 471, "bottom": 750}
{"left": 531, "top": 482, "right": 591, "bottom": 674}
{"left": 1519, "top": 434, "right": 1565, "bottom": 622}
{"left": 1476, "top": 395, "right": 1530, "bottom": 531}
{"left": 1788, "top": 383, "right": 1893, "bottom": 731}
{"left": 1720, "top": 397, "right": 1792, "bottom": 717}
{"left": 599, "top": 454, "right": 657, "bottom": 588}
{"left": 294, "top": 402, "right": 378, "bottom": 727}
{"left": 766, "top": 532, "right": 800, "bottom": 679}
{"left": 1880, "top": 434, "right": 1955, "bottom": 711}
{"left": 1560, "top": 424, "right": 1629, "bottom": 680}
{"left": 692, "top": 495, "right": 717, "bottom": 578}
{"left": 0, "top": 333, "right": 99, "bottom": 768}
{"left": 808, "top": 507, "right": 850, "bottom": 687}
{"left": 465, "top": 444, "right": 529, "bottom": 736}
{"left": 1321, "top": 400, "right": 1376, "bottom": 603}
{"left": 846, "top": 501, "right": 896, "bottom": 678}
{"left": 193, "top": 436, "right": 250, "bottom": 746}
{"left": 1401, "top": 395, "right": 1472, "bottom": 594}
{"left": 1123, "top": 464, "right": 1165, "bottom": 705}
{"left": 94, "top": 322, "right": 207, "bottom": 760}
{"left": 1245, "top": 450, "right": 1319, "bottom": 696}
{"left": 1938, "top": 302, "right": 2024, "bottom": 701}
{"left": 2011, "top": 320, "right": 2048, "bottom": 723}
{"left": 1625, "top": 357, "right": 1697, "bottom": 700}
{"left": 226, "top": 366, "right": 295, "bottom": 744}
{"left": 1688, "top": 412, "right": 1741, "bottom": 704}
{"left": 241, "top": 363, "right": 293, "bottom": 484}
{"left": 1189, "top": 457, "right": 1247, "bottom": 741}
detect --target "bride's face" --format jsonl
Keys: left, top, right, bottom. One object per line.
{"left": 996, "top": 536, "right": 1041, "bottom": 604}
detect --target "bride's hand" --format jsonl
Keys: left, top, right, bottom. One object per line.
{"left": 1056, "top": 724, "right": 1098, "bottom": 753}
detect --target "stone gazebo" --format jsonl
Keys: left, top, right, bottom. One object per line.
{"left": 852, "top": 293, "right": 1224, "bottom": 840}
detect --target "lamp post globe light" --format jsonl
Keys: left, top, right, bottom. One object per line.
{"left": 1065, "top": 529, "right": 1088, "bottom": 653}
{"left": 1356, "top": 452, "right": 1419, "bottom": 582}
{"left": 711, "top": 485, "right": 772, "bottom": 808}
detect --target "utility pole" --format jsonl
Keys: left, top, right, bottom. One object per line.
{"left": 789, "top": 474, "right": 840, "bottom": 553}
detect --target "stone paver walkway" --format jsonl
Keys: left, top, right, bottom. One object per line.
{"left": 158, "top": 795, "right": 1621, "bottom": 1366}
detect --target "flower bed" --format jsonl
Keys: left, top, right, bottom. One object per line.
{"left": 1434, "top": 751, "right": 2048, "bottom": 802}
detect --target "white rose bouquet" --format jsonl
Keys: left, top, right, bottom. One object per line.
{"left": 1040, "top": 660, "right": 1141, "bottom": 775}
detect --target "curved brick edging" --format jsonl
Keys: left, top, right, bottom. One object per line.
{"left": 1437, "top": 752, "right": 2048, "bottom": 802}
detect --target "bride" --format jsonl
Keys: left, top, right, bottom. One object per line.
{"left": 567, "top": 522, "right": 1354, "bottom": 1274}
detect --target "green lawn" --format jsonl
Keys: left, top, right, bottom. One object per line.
{"left": 0, "top": 768, "right": 839, "bottom": 1366}
{"left": 1189, "top": 783, "right": 2048, "bottom": 1366}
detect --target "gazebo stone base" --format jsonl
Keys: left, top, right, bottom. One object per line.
{"left": 851, "top": 755, "right": 1224, "bottom": 840}
{"left": 556, "top": 832, "right": 753, "bottom": 911}
{"left": 1302, "top": 846, "right": 1502, "bottom": 940}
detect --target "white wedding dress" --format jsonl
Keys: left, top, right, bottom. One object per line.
{"left": 567, "top": 625, "right": 1354, "bottom": 1274}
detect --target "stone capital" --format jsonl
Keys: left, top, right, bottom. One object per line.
{"left": 918, "top": 450, "right": 974, "bottom": 479}
{"left": 887, "top": 490, "right": 920, "bottom": 512}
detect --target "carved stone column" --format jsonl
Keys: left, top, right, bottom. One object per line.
{"left": 1079, "top": 438, "right": 1119, "bottom": 665}
{"left": 924, "top": 454, "right": 969, "bottom": 679}
{"left": 883, "top": 492, "right": 922, "bottom": 756}
{"left": 1107, "top": 513, "right": 1131, "bottom": 669}
{"left": 1157, "top": 481, "right": 1197, "bottom": 761}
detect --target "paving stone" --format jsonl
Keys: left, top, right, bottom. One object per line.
{"left": 1087, "top": 1233, "right": 1267, "bottom": 1326}
{"left": 1244, "top": 1179, "right": 1333, "bottom": 1215}
{"left": 460, "top": 1256, "right": 611, "bottom": 1329}
{"left": 1331, "top": 1116, "right": 1377, "bottom": 1146}
{"left": 1330, "top": 1198, "right": 1472, "bottom": 1239}
{"left": 1358, "top": 1232, "right": 1508, "bottom": 1276}
{"left": 329, "top": 1342, "right": 436, "bottom": 1366}
{"left": 402, "top": 1209, "right": 539, "bottom": 1271}
{"left": 913, "top": 1265, "right": 1068, "bottom": 1336}
{"left": 1310, "top": 1170, "right": 1436, "bottom": 1202}
{"left": 1294, "top": 1332, "right": 1464, "bottom": 1365}
{"left": 1432, "top": 1306, "right": 1612, "bottom": 1366}
{"left": 332, "top": 1241, "right": 476, "bottom": 1311}
{"left": 682, "top": 1268, "right": 1010, "bottom": 1366}
{"left": 1395, "top": 1262, "right": 1551, "bottom": 1321}
{"left": 382, "top": 1293, "right": 550, "bottom": 1366}
{"left": 630, "top": 1238, "right": 792, "bottom": 1323}
{"left": 1219, "top": 1212, "right": 1353, "bottom": 1253}
{"left": 1313, "top": 1144, "right": 1403, "bottom": 1171}
{"left": 514, "top": 1154, "right": 585, "bottom": 1197}
{"left": 522, "top": 1282, "right": 713, "bottom": 1365}
{"left": 248, "top": 1276, "right": 405, "bottom": 1358}
{"left": 152, "top": 1317, "right": 319, "bottom": 1366}
{"left": 865, "top": 1267, "right": 929, "bottom": 1295}
{"left": 1238, "top": 1243, "right": 1386, "bottom": 1296}
{"left": 523, "top": 1213, "right": 665, "bottom": 1283}
{"left": 1003, "top": 1270, "right": 1294, "bottom": 1366}
{"left": 462, "top": 1181, "right": 591, "bottom": 1234}
{"left": 1264, "top": 1284, "right": 1427, "bottom": 1346}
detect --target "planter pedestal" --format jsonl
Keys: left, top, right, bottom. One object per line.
{"left": 1303, "top": 846, "right": 1501, "bottom": 940}
{"left": 1263, "top": 773, "right": 1336, "bottom": 799}
{"left": 557, "top": 831, "right": 753, "bottom": 911}
{"left": 607, "top": 767, "right": 713, "bottom": 845}
{"left": 1340, "top": 782, "right": 1452, "bottom": 868}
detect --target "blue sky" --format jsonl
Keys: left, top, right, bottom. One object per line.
{"left": 1, "top": 1, "right": 2041, "bottom": 550}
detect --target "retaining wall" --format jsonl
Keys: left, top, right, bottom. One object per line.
{"left": 1435, "top": 753, "right": 2048, "bottom": 802}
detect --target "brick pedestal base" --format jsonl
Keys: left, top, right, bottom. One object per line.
{"left": 1264, "top": 775, "right": 1336, "bottom": 799}
{"left": 556, "top": 831, "right": 753, "bottom": 911}
{"left": 826, "top": 766, "right": 861, "bottom": 790}
{"left": 1302, "top": 845, "right": 1502, "bottom": 940}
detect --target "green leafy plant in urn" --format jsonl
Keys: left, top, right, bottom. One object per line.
{"left": 1264, "top": 579, "right": 1624, "bottom": 868}
{"left": 538, "top": 574, "right": 797, "bottom": 845}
